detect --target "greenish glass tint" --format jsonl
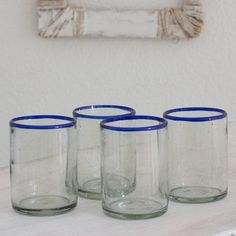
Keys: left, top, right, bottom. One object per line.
{"left": 163, "top": 107, "right": 228, "bottom": 203}
{"left": 10, "top": 115, "right": 78, "bottom": 216}
{"left": 101, "top": 115, "right": 168, "bottom": 220}
{"left": 73, "top": 105, "right": 135, "bottom": 200}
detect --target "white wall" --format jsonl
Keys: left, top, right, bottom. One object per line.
{"left": 0, "top": 0, "right": 236, "bottom": 167}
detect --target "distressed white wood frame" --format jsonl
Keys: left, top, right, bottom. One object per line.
{"left": 38, "top": 0, "right": 203, "bottom": 40}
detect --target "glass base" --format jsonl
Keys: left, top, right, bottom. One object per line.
{"left": 13, "top": 195, "right": 77, "bottom": 216}
{"left": 103, "top": 198, "right": 168, "bottom": 220}
{"left": 105, "top": 174, "right": 136, "bottom": 198}
{"left": 169, "top": 186, "right": 227, "bottom": 203}
{"left": 78, "top": 178, "right": 101, "bottom": 200}
{"left": 78, "top": 175, "right": 135, "bottom": 200}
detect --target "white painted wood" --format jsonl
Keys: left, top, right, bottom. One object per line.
{"left": 1, "top": 123, "right": 236, "bottom": 236}
{"left": 68, "top": 0, "right": 183, "bottom": 10}
{"left": 84, "top": 10, "right": 159, "bottom": 38}
{"left": 38, "top": 7, "right": 160, "bottom": 38}
{"left": 38, "top": 0, "right": 204, "bottom": 40}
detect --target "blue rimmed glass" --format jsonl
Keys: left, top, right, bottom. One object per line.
{"left": 73, "top": 105, "right": 136, "bottom": 200}
{"left": 10, "top": 115, "right": 78, "bottom": 216}
{"left": 100, "top": 115, "right": 168, "bottom": 219}
{"left": 163, "top": 107, "right": 228, "bottom": 203}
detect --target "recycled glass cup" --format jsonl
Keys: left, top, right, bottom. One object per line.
{"left": 10, "top": 115, "right": 78, "bottom": 216}
{"left": 73, "top": 105, "right": 136, "bottom": 200}
{"left": 101, "top": 115, "right": 168, "bottom": 219}
{"left": 163, "top": 107, "right": 228, "bottom": 203}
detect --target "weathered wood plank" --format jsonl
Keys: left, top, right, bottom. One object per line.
{"left": 38, "top": 0, "right": 203, "bottom": 40}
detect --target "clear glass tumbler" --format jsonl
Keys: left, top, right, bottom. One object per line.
{"left": 163, "top": 107, "right": 228, "bottom": 203}
{"left": 73, "top": 105, "right": 136, "bottom": 200}
{"left": 101, "top": 115, "right": 168, "bottom": 219}
{"left": 10, "top": 115, "right": 78, "bottom": 216}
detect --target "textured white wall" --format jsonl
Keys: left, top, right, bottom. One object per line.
{"left": 0, "top": 0, "right": 236, "bottom": 166}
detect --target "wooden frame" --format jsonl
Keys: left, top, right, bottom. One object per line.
{"left": 38, "top": 0, "right": 203, "bottom": 40}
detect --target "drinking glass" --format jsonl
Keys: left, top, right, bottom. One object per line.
{"left": 10, "top": 115, "right": 78, "bottom": 216}
{"left": 73, "top": 105, "right": 135, "bottom": 199}
{"left": 163, "top": 107, "right": 228, "bottom": 203}
{"left": 101, "top": 115, "right": 168, "bottom": 219}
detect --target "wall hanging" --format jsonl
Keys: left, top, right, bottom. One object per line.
{"left": 38, "top": 0, "right": 203, "bottom": 40}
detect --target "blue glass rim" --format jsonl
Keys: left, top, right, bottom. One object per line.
{"left": 73, "top": 105, "right": 136, "bottom": 119}
{"left": 10, "top": 115, "right": 76, "bottom": 130}
{"left": 101, "top": 115, "right": 168, "bottom": 132}
{"left": 163, "top": 107, "right": 227, "bottom": 122}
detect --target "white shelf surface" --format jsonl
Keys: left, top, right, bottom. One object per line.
{"left": 1, "top": 123, "right": 236, "bottom": 236}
